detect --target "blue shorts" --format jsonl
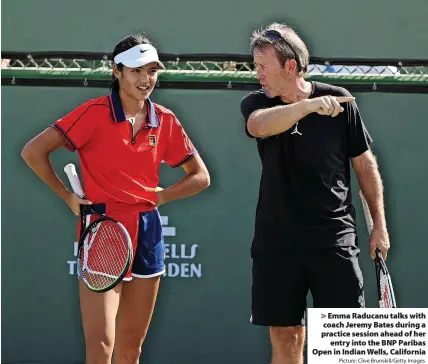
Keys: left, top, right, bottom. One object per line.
{"left": 79, "top": 205, "right": 166, "bottom": 280}
{"left": 130, "top": 209, "right": 166, "bottom": 279}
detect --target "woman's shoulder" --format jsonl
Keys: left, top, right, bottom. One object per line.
{"left": 73, "top": 95, "right": 110, "bottom": 113}
{"left": 152, "top": 102, "right": 175, "bottom": 117}
{"left": 151, "top": 102, "right": 181, "bottom": 126}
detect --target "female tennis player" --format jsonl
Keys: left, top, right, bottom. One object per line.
{"left": 21, "top": 33, "right": 210, "bottom": 364}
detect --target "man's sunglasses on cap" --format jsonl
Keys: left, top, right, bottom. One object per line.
{"left": 263, "top": 29, "right": 301, "bottom": 71}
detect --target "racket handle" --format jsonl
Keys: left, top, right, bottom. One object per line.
{"left": 64, "top": 163, "right": 85, "bottom": 198}
{"left": 359, "top": 190, "right": 373, "bottom": 233}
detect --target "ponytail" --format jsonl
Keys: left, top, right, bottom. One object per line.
{"left": 110, "top": 75, "right": 120, "bottom": 93}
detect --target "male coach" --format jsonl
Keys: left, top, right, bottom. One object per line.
{"left": 240, "top": 23, "right": 391, "bottom": 364}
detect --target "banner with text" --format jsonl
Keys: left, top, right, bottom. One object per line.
{"left": 308, "top": 308, "right": 427, "bottom": 364}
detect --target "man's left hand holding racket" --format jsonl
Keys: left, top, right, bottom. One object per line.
{"left": 64, "top": 163, "right": 133, "bottom": 293}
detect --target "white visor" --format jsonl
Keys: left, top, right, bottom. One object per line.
{"left": 113, "top": 44, "right": 165, "bottom": 69}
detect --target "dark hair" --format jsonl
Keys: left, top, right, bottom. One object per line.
{"left": 110, "top": 33, "right": 158, "bottom": 92}
{"left": 250, "top": 23, "right": 309, "bottom": 75}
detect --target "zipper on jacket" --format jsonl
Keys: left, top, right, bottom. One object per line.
{"left": 130, "top": 124, "right": 141, "bottom": 145}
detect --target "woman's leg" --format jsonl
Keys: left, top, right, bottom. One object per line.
{"left": 113, "top": 276, "right": 161, "bottom": 364}
{"left": 79, "top": 280, "right": 122, "bottom": 364}
{"left": 113, "top": 209, "right": 164, "bottom": 364}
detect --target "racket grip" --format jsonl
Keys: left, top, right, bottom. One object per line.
{"left": 64, "top": 163, "right": 85, "bottom": 198}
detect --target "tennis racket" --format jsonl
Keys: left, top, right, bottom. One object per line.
{"left": 64, "top": 163, "right": 133, "bottom": 293}
{"left": 359, "top": 190, "right": 397, "bottom": 308}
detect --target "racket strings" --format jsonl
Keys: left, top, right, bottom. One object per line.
{"left": 379, "top": 273, "right": 391, "bottom": 308}
{"left": 91, "top": 223, "right": 127, "bottom": 275}
{"left": 79, "top": 220, "right": 130, "bottom": 289}
{"left": 87, "top": 222, "right": 127, "bottom": 271}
